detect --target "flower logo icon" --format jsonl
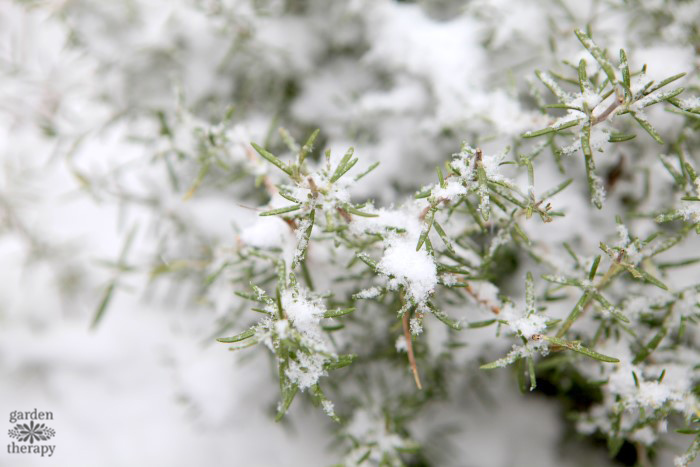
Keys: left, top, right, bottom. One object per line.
{"left": 8, "top": 421, "right": 55, "bottom": 444}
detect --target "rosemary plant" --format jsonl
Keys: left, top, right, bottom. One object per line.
{"left": 5, "top": 1, "right": 700, "bottom": 465}
{"left": 208, "top": 29, "right": 700, "bottom": 466}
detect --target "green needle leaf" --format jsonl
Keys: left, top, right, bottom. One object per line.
{"left": 299, "top": 129, "right": 320, "bottom": 166}
{"left": 251, "top": 142, "right": 293, "bottom": 175}
{"left": 260, "top": 205, "right": 301, "bottom": 216}
{"left": 528, "top": 356, "right": 537, "bottom": 391}
{"left": 323, "top": 307, "right": 355, "bottom": 318}
{"left": 426, "top": 302, "right": 462, "bottom": 330}
{"left": 344, "top": 205, "right": 378, "bottom": 217}
{"left": 525, "top": 272, "right": 535, "bottom": 316}
{"left": 522, "top": 119, "right": 582, "bottom": 138}
{"left": 91, "top": 281, "right": 116, "bottom": 329}
{"left": 324, "top": 354, "right": 356, "bottom": 371}
{"left": 574, "top": 29, "right": 617, "bottom": 84}
{"left": 468, "top": 319, "right": 497, "bottom": 329}
{"left": 275, "top": 382, "right": 299, "bottom": 421}
{"left": 416, "top": 206, "right": 436, "bottom": 251}
{"left": 631, "top": 112, "right": 664, "bottom": 144}
{"left": 581, "top": 122, "right": 603, "bottom": 209}
{"left": 577, "top": 58, "right": 589, "bottom": 93}
{"left": 217, "top": 328, "right": 256, "bottom": 343}
{"left": 354, "top": 161, "right": 380, "bottom": 181}
{"left": 608, "top": 133, "right": 636, "bottom": 143}
{"left": 543, "top": 335, "right": 619, "bottom": 363}
{"left": 589, "top": 255, "right": 601, "bottom": 280}
{"left": 646, "top": 72, "right": 686, "bottom": 94}
{"left": 330, "top": 147, "right": 356, "bottom": 182}
{"left": 619, "top": 49, "right": 631, "bottom": 99}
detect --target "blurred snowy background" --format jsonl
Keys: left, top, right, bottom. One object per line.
{"left": 1, "top": 1, "right": 698, "bottom": 466}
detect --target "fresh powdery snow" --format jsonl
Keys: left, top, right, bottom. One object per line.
{"left": 240, "top": 216, "right": 291, "bottom": 249}
{"left": 349, "top": 206, "right": 423, "bottom": 238}
{"left": 431, "top": 179, "right": 468, "bottom": 202}
{"left": 281, "top": 289, "right": 325, "bottom": 340}
{"left": 278, "top": 289, "right": 334, "bottom": 390}
{"left": 378, "top": 236, "right": 438, "bottom": 305}
{"left": 285, "top": 352, "right": 327, "bottom": 391}
{"left": 678, "top": 201, "right": 700, "bottom": 223}
{"left": 501, "top": 303, "right": 548, "bottom": 338}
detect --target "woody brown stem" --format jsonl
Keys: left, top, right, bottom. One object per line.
{"left": 591, "top": 95, "right": 624, "bottom": 125}
{"left": 402, "top": 312, "right": 423, "bottom": 390}
{"left": 462, "top": 281, "right": 501, "bottom": 315}
{"left": 336, "top": 207, "right": 352, "bottom": 223}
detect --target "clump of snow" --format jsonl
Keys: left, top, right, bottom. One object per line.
{"left": 629, "top": 426, "right": 657, "bottom": 446}
{"left": 676, "top": 290, "right": 700, "bottom": 318}
{"left": 590, "top": 343, "right": 700, "bottom": 421}
{"left": 240, "top": 216, "right": 290, "bottom": 249}
{"left": 678, "top": 202, "right": 700, "bottom": 223}
{"left": 395, "top": 335, "right": 407, "bottom": 353}
{"left": 409, "top": 316, "right": 423, "bottom": 335}
{"left": 292, "top": 216, "right": 313, "bottom": 265}
{"left": 589, "top": 171, "right": 607, "bottom": 207}
{"left": 501, "top": 303, "right": 548, "bottom": 338}
{"left": 349, "top": 205, "right": 422, "bottom": 238}
{"left": 616, "top": 223, "right": 630, "bottom": 247}
{"left": 377, "top": 236, "right": 437, "bottom": 305}
{"left": 344, "top": 407, "right": 413, "bottom": 465}
{"left": 623, "top": 295, "right": 655, "bottom": 318}
{"left": 286, "top": 352, "right": 327, "bottom": 390}
{"left": 354, "top": 286, "right": 383, "bottom": 300}
{"left": 485, "top": 339, "right": 549, "bottom": 368}
{"left": 678, "top": 96, "right": 700, "bottom": 110}
{"left": 281, "top": 289, "right": 325, "bottom": 338}
{"left": 570, "top": 89, "right": 603, "bottom": 111}
{"left": 635, "top": 380, "right": 673, "bottom": 409}
{"left": 273, "top": 319, "right": 290, "bottom": 340}
{"left": 431, "top": 179, "right": 467, "bottom": 202}
{"left": 321, "top": 399, "right": 336, "bottom": 418}
{"left": 278, "top": 289, "right": 335, "bottom": 390}
{"left": 449, "top": 146, "right": 509, "bottom": 185}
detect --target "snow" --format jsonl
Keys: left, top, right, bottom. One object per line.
{"left": 278, "top": 289, "right": 334, "bottom": 390}
{"left": 409, "top": 316, "right": 423, "bottom": 335}
{"left": 537, "top": 71, "right": 572, "bottom": 101}
{"left": 285, "top": 352, "right": 327, "bottom": 391}
{"left": 349, "top": 205, "right": 423, "bottom": 238}
{"left": 679, "top": 96, "right": 700, "bottom": 110}
{"left": 636, "top": 381, "right": 674, "bottom": 409}
{"left": 633, "top": 45, "right": 695, "bottom": 82}
{"left": 321, "top": 399, "right": 335, "bottom": 418}
{"left": 501, "top": 303, "right": 548, "bottom": 338}
{"left": 431, "top": 179, "right": 468, "bottom": 202}
{"left": 630, "top": 426, "right": 657, "bottom": 445}
{"left": 616, "top": 223, "right": 630, "bottom": 247}
{"left": 281, "top": 289, "right": 325, "bottom": 337}
{"left": 378, "top": 236, "right": 438, "bottom": 305}
{"left": 678, "top": 202, "right": 700, "bottom": 223}
{"left": 240, "top": 216, "right": 291, "bottom": 249}
{"left": 292, "top": 216, "right": 313, "bottom": 264}
{"left": 3, "top": 1, "right": 700, "bottom": 466}
{"left": 469, "top": 281, "right": 501, "bottom": 308}
{"left": 395, "top": 335, "right": 408, "bottom": 353}
{"left": 354, "top": 286, "right": 382, "bottom": 300}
